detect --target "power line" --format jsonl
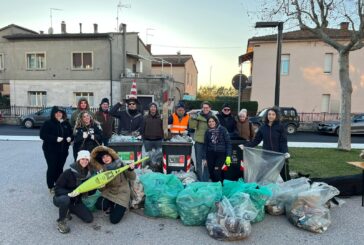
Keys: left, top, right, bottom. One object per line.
{"left": 152, "top": 44, "right": 242, "bottom": 49}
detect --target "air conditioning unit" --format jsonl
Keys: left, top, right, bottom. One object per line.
{"left": 136, "top": 61, "right": 143, "bottom": 73}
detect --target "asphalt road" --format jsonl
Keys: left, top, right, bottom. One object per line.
{"left": 1, "top": 125, "right": 364, "bottom": 143}
{"left": 1, "top": 140, "right": 364, "bottom": 245}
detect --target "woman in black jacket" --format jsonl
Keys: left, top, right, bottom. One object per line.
{"left": 53, "top": 150, "right": 93, "bottom": 234}
{"left": 40, "top": 106, "right": 73, "bottom": 193}
{"left": 202, "top": 116, "right": 232, "bottom": 182}
{"left": 245, "top": 107, "right": 291, "bottom": 181}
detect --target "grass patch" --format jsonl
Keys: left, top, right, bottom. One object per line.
{"left": 289, "top": 148, "right": 362, "bottom": 178}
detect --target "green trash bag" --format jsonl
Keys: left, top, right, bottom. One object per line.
{"left": 177, "top": 182, "right": 222, "bottom": 226}
{"left": 82, "top": 190, "right": 101, "bottom": 212}
{"left": 140, "top": 173, "right": 184, "bottom": 219}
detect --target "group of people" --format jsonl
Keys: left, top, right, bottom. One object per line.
{"left": 40, "top": 95, "right": 290, "bottom": 234}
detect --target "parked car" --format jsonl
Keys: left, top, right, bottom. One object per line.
{"left": 20, "top": 107, "right": 76, "bottom": 129}
{"left": 249, "top": 107, "right": 300, "bottom": 134}
{"left": 317, "top": 113, "right": 364, "bottom": 135}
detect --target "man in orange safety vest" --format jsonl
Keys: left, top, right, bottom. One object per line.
{"left": 168, "top": 102, "right": 190, "bottom": 135}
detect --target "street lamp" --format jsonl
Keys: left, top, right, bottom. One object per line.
{"left": 255, "top": 21, "right": 283, "bottom": 107}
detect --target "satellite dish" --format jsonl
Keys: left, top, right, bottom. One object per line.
{"left": 232, "top": 74, "right": 248, "bottom": 90}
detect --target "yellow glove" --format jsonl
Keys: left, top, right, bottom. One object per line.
{"left": 225, "top": 156, "right": 231, "bottom": 166}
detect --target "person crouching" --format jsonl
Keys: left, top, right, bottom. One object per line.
{"left": 90, "top": 146, "right": 136, "bottom": 224}
{"left": 53, "top": 150, "right": 94, "bottom": 234}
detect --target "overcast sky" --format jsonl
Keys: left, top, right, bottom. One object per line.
{"left": 1, "top": 0, "right": 268, "bottom": 87}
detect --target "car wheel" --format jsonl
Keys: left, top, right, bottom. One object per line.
{"left": 252, "top": 123, "right": 260, "bottom": 133}
{"left": 23, "top": 119, "right": 34, "bottom": 129}
{"left": 286, "top": 124, "right": 297, "bottom": 134}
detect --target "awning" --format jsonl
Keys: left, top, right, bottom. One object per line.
{"left": 238, "top": 51, "right": 253, "bottom": 65}
{"left": 126, "top": 52, "right": 143, "bottom": 60}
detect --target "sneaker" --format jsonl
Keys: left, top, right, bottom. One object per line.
{"left": 57, "top": 220, "right": 70, "bottom": 234}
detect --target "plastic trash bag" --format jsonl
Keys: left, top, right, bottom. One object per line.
{"left": 130, "top": 168, "right": 153, "bottom": 209}
{"left": 139, "top": 173, "right": 184, "bottom": 219}
{"left": 82, "top": 190, "right": 101, "bottom": 212}
{"left": 171, "top": 170, "right": 197, "bottom": 185}
{"left": 243, "top": 147, "right": 286, "bottom": 185}
{"left": 109, "top": 134, "right": 141, "bottom": 143}
{"left": 206, "top": 197, "right": 252, "bottom": 241}
{"left": 286, "top": 182, "right": 340, "bottom": 233}
{"left": 176, "top": 182, "right": 222, "bottom": 226}
{"left": 265, "top": 177, "right": 311, "bottom": 215}
{"left": 170, "top": 135, "right": 193, "bottom": 143}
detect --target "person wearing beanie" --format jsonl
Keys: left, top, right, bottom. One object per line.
{"left": 202, "top": 116, "right": 232, "bottom": 182}
{"left": 216, "top": 103, "right": 238, "bottom": 139}
{"left": 53, "top": 150, "right": 94, "bottom": 234}
{"left": 70, "top": 97, "right": 94, "bottom": 128}
{"left": 94, "top": 98, "right": 115, "bottom": 146}
{"left": 141, "top": 102, "right": 163, "bottom": 151}
{"left": 168, "top": 102, "right": 190, "bottom": 136}
{"left": 236, "top": 109, "right": 255, "bottom": 142}
{"left": 40, "top": 106, "right": 73, "bottom": 194}
{"left": 90, "top": 146, "right": 136, "bottom": 224}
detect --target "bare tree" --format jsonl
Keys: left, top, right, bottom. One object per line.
{"left": 255, "top": 0, "right": 364, "bottom": 150}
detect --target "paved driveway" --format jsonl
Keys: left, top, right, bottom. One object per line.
{"left": 1, "top": 140, "right": 363, "bottom": 245}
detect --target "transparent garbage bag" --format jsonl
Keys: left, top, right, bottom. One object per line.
{"left": 109, "top": 134, "right": 140, "bottom": 143}
{"left": 286, "top": 182, "right": 340, "bottom": 233}
{"left": 130, "top": 168, "right": 153, "bottom": 209}
{"left": 171, "top": 170, "right": 198, "bottom": 185}
{"left": 265, "top": 177, "right": 311, "bottom": 215}
{"left": 243, "top": 147, "right": 286, "bottom": 185}
{"left": 176, "top": 182, "right": 222, "bottom": 226}
{"left": 139, "top": 173, "right": 184, "bottom": 219}
{"left": 170, "top": 135, "right": 193, "bottom": 143}
{"left": 206, "top": 197, "right": 253, "bottom": 241}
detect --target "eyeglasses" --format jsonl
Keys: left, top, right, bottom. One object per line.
{"left": 128, "top": 103, "right": 136, "bottom": 106}
{"left": 223, "top": 108, "right": 231, "bottom": 111}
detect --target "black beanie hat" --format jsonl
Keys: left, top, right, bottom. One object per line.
{"left": 100, "top": 98, "right": 109, "bottom": 105}
{"left": 222, "top": 103, "right": 231, "bottom": 110}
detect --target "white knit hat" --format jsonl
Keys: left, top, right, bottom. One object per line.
{"left": 77, "top": 150, "right": 91, "bottom": 162}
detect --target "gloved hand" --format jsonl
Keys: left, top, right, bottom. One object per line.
{"left": 82, "top": 132, "right": 88, "bottom": 139}
{"left": 66, "top": 137, "right": 71, "bottom": 143}
{"left": 284, "top": 152, "right": 291, "bottom": 159}
{"left": 225, "top": 156, "right": 231, "bottom": 166}
{"left": 90, "top": 135, "right": 95, "bottom": 140}
{"left": 57, "top": 137, "right": 63, "bottom": 142}
{"left": 202, "top": 159, "right": 207, "bottom": 166}
{"left": 238, "top": 144, "right": 244, "bottom": 150}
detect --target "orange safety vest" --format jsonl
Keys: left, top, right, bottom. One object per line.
{"left": 169, "top": 113, "right": 189, "bottom": 134}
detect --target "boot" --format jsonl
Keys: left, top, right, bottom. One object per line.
{"left": 57, "top": 219, "right": 70, "bottom": 234}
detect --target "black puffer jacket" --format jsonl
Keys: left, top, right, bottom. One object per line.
{"left": 216, "top": 113, "right": 237, "bottom": 136}
{"left": 245, "top": 121, "right": 288, "bottom": 153}
{"left": 203, "top": 124, "right": 232, "bottom": 158}
{"left": 110, "top": 103, "right": 143, "bottom": 134}
{"left": 40, "top": 106, "right": 73, "bottom": 154}
{"left": 74, "top": 121, "right": 103, "bottom": 154}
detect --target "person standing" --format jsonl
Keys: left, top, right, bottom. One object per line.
{"left": 70, "top": 97, "right": 94, "bottom": 128}
{"left": 236, "top": 109, "right": 255, "bottom": 142}
{"left": 244, "top": 107, "right": 291, "bottom": 181}
{"left": 110, "top": 98, "right": 143, "bottom": 135}
{"left": 73, "top": 112, "right": 103, "bottom": 160}
{"left": 141, "top": 102, "right": 163, "bottom": 151}
{"left": 53, "top": 150, "right": 94, "bottom": 234}
{"left": 202, "top": 116, "right": 232, "bottom": 182}
{"left": 94, "top": 98, "right": 114, "bottom": 146}
{"left": 168, "top": 102, "right": 190, "bottom": 136}
{"left": 216, "top": 103, "right": 238, "bottom": 139}
{"left": 40, "top": 106, "right": 73, "bottom": 193}
{"left": 188, "top": 101, "right": 213, "bottom": 181}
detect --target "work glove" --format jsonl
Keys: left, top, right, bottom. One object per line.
{"left": 91, "top": 134, "right": 95, "bottom": 140}
{"left": 238, "top": 144, "right": 244, "bottom": 150}
{"left": 284, "top": 152, "right": 291, "bottom": 159}
{"left": 66, "top": 137, "right": 71, "bottom": 143}
{"left": 225, "top": 156, "right": 231, "bottom": 166}
{"left": 240, "top": 160, "right": 245, "bottom": 171}
{"left": 82, "top": 132, "right": 88, "bottom": 139}
{"left": 57, "top": 137, "right": 63, "bottom": 142}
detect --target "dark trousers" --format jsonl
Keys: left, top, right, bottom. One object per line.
{"left": 280, "top": 160, "right": 291, "bottom": 181}
{"left": 195, "top": 143, "right": 209, "bottom": 181}
{"left": 53, "top": 195, "right": 93, "bottom": 223}
{"left": 44, "top": 150, "right": 68, "bottom": 189}
{"left": 95, "top": 197, "right": 126, "bottom": 224}
{"left": 206, "top": 151, "right": 226, "bottom": 182}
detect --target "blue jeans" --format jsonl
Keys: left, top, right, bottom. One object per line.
{"left": 194, "top": 142, "right": 209, "bottom": 181}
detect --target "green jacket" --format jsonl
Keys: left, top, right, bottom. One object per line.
{"left": 189, "top": 113, "right": 210, "bottom": 143}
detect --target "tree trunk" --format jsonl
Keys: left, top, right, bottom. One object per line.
{"left": 337, "top": 51, "right": 352, "bottom": 151}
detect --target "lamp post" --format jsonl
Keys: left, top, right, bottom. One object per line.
{"left": 255, "top": 21, "right": 283, "bottom": 107}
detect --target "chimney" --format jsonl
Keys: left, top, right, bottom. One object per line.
{"left": 79, "top": 23, "right": 82, "bottom": 33}
{"left": 61, "top": 21, "right": 66, "bottom": 34}
{"left": 93, "top": 23, "right": 98, "bottom": 33}
{"left": 177, "top": 51, "right": 181, "bottom": 63}
{"left": 340, "top": 22, "right": 349, "bottom": 30}
{"left": 146, "top": 44, "right": 152, "bottom": 53}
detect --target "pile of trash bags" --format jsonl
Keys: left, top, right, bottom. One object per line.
{"left": 109, "top": 134, "right": 141, "bottom": 143}
{"left": 169, "top": 135, "right": 193, "bottom": 143}
{"left": 139, "top": 173, "right": 184, "bottom": 219}
{"left": 130, "top": 168, "right": 153, "bottom": 209}
{"left": 176, "top": 182, "right": 222, "bottom": 226}
{"left": 171, "top": 170, "right": 197, "bottom": 185}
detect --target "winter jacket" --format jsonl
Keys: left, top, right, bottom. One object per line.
{"left": 203, "top": 125, "right": 232, "bottom": 159}
{"left": 236, "top": 119, "right": 255, "bottom": 141}
{"left": 245, "top": 121, "right": 288, "bottom": 153}
{"left": 54, "top": 162, "right": 92, "bottom": 203}
{"left": 189, "top": 111, "right": 212, "bottom": 143}
{"left": 70, "top": 98, "right": 94, "bottom": 128}
{"left": 168, "top": 113, "right": 189, "bottom": 134}
{"left": 110, "top": 103, "right": 143, "bottom": 134}
{"left": 40, "top": 106, "right": 73, "bottom": 154}
{"left": 90, "top": 146, "right": 136, "bottom": 208}
{"left": 216, "top": 113, "right": 237, "bottom": 134}
{"left": 94, "top": 109, "right": 115, "bottom": 140}
{"left": 141, "top": 112, "right": 163, "bottom": 140}
{"left": 73, "top": 122, "right": 103, "bottom": 154}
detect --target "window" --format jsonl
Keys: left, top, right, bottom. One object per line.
{"left": 324, "top": 53, "right": 333, "bottom": 73}
{"left": 72, "top": 52, "right": 93, "bottom": 69}
{"left": 281, "top": 54, "right": 290, "bottom": 75}
{"left": 74, "top": 92, "right": 94, "bottom": 106}
{"left": 28, "top": 91, "right": 47, "bottom": 106}
{"left": 0, "top": 53, "right": 4, "bottom": 70}
{"left": 26, "top": 53, "right": 46, "bottom": 70}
